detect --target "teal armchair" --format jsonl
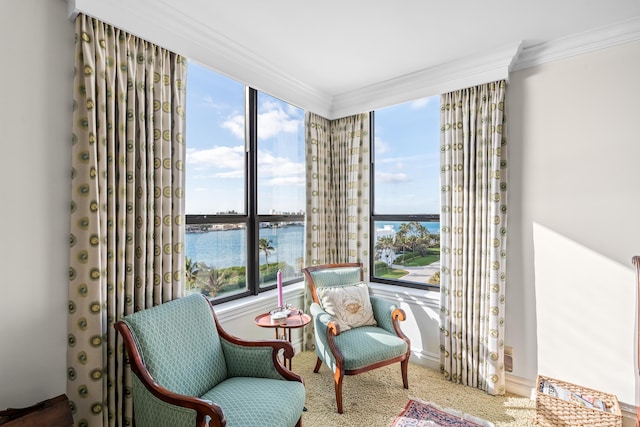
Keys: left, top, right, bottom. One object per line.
{"left": 114, "top": 294, "right": 306, "bottom": 427}
{"left": 302, "top": 263, "right": 410, "bottom": 414}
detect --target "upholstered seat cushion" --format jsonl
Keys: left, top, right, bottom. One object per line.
{"left": 334, "top": 325, "right": 408, "bottom": 371}
{"left": 201, "top": 377, "right": 305, "bottom": 426}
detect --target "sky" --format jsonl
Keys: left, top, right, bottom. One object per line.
{"left": 185, "top": 60, "right": 440, "bottom": 216}
{"left": 374, "top": 96, "right": 440, "bottom": 215}
{"left": 373, "top": 97, "right": 440, "bottom": 215}
{"left": 185, "top": 61, "right": 304, "bottom": 215}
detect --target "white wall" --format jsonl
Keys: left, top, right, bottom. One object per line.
{"left": 0, "top": 0, "right": 74, "bottom": 408}
{"left": 2, "top": 1, "right": 639, "bottom": 423}
{"left": 506, "top": 40, "right": 640, "bottom": 409}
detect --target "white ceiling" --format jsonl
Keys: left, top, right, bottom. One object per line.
{"left": 70, "top": 0, "right": 640, "bottom": 118}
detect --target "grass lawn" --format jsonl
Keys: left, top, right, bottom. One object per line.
{"left": 381, "top": 268, "right": 409, "bottom": 279}
{"left": 396, "top": 248, "right": 440, "bottom": 267}
{"left": 402, "top": 254, "right": 439, "bottom": 267}
{"left": 375, "top": 248, "right": 440, "bottom": 280}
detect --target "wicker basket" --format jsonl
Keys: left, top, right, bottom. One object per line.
{"left": 535, "top": 375, "right": 622, "bottom": 427}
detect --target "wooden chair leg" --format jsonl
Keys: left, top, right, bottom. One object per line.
{"left": 334, "top": 370, "right": 344, "bottom": 414}
{"left": 401, "top": 359, "right": 409, "bottom": 389}
{"left": 313, "top": 357, "right": 322, "bottom": 373}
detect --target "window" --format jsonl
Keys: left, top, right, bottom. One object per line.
{"left": 370, "top": 96, "right": 441, "bottom": 289}
{"left": 185, "top": 62, "right": 304, "bottom": 303}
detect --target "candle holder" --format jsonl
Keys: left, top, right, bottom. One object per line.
{"left": 269, "top": 307, "right": 290, "bottom": 324}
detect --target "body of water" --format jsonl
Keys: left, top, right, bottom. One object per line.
{"left": 375, "top": 221, "right": 440, "bottom": 235}
{"left": 186, "top": 225, "right": 305, "bottom": 269}
{"left": 185, "top": 222, "right": 440, "bottom": 269}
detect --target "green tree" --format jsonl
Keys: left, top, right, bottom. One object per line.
{"left": 375, "top": 235, "right": 395, "bottom": 266}
{"left": 395, "top": 223, "right": 412, "bottom": 264}
{"left": 205, "top": 267, "right": 230, "bottom": 297}
{"left": 258, "top": 238, "right": 275, "bottom": 274}
{"left": 185, "top": 256, "right": 199, "bottom": 292}
{"left": 412, "top": 221, "right": 428, "bottom": 241}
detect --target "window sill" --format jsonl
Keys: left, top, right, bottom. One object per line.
{"left": 213, "top": 281, "right": 306, "bottom": 321}
{"left": 369, "top": 281, "right": 440, "bottom": 306}
{"left": 211, "top": 280, "right": 437, "bottom": 323}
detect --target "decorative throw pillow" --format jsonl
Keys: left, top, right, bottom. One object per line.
{"left": 317, "top": 282, "right": 377, "bottom": 332}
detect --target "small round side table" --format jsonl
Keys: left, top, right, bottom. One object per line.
{"left": 254, "top": 310, "right": 311, "bottom": 370}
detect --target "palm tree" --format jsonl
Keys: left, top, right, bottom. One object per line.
{"left": 207, "top": 267, "right": 230, "bottom": 297}
{"left": 407, "top": 234, "right": 419, "bottom": 254}
{"left": 375, "top": 235, "right": 395, "bottom": 266}
{"left": 397, "top": 222, "right": 412, "bottom": 243}
{"left": 185, "top": 256, "right": 199, "bottom": 292}
{"left": 412, "top": 221, "right": 428, "bottom": 239}
{"left": 258, "top": 238, "right": 275, "bottom": 273}
{"left": 396, "top": 223, "right": 412, "bottom": 264}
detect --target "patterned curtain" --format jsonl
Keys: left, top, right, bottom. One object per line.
{"left": 439, "top": 80, "right": 508, "bottom": 395}
{"left": 303, "top": 112, "right": 370, "bottom": 349}
{"left": 68, "top": 15, "right": 187, "bottom": 426}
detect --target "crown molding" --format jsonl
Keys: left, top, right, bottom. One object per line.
{"left": 68, "top": 1, "right": 640, "bottom": 119}
{"left": 67, "top": 0, "right": 334, "bottom": 118}
{"left": 513, "top": 16, "right": 640, "bottom": 71}
{"left": 329, "top": 42, "right": 522, "bottom": 120}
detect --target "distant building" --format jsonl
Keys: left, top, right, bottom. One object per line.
{"left": 376, "top": 225, "right": 397, "bottom": 266}
{"left": 376, "top": 224, "right": 396, "bottom": 239}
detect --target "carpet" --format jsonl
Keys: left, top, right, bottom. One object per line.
{"left": 291, "top": 351, "right": 536, "bottom": 426}
{"left": 392, "top": 399, "right": 496, "bottom": 427}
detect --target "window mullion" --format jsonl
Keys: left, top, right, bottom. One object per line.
{"left": 246, "top": 87, "right": 258, "bottom": 295}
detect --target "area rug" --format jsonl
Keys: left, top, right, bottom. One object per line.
{"left": 392, "top": 399, "right": 496, "bottom": 427}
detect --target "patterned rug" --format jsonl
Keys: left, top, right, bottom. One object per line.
{"left": 392, "top": 399, "right": 496, "bottom": 427}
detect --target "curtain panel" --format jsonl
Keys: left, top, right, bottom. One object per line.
{"left": 68, "top": 15, "right": 187, "bottom": 426}
{"left": 439, "top": 80, "right": 508, "bottom": 395}
{"left": 303, "top": 112, "right": 370, "bottom": 349}
{"left": 304, "top": 112, "right": 370, "bottom": 267}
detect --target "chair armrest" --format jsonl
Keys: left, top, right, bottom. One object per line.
{"left": 370, "top": 295, "right": 407, "bottom": 336}
{"left": 220, "top": 338, "right": 302, "bottom": 382}
{"left": 215, "top": 318, "right": 303, "bottom": 383}
{"left": 309, "top": 302, "right": 343, "bottom": 373}
{"left": 310, "top": 302, "right": 341, "bottom": 336}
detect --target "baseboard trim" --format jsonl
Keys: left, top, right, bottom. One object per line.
{"left": 409, "top": 349, "right": 441, "bottom": 371}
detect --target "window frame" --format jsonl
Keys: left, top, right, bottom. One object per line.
{"left": 368, "top": 110, "right": 440, "bottom": 291}
{"left": 185, "top": 87, "right": 304, "bottom": 304}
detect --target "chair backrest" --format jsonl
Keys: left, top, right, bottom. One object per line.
{"left": 120, "top": 294, "right": 228, "bottom": 397}
{"left": 302, "top": 262, "right": 364, "bottom": 304}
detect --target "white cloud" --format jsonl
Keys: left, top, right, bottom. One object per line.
{"left": 266, "top": 176, "right": 306, "bottom": 186}
{"left": 258, "top": 150, "right": 305, "bottom": 186}
{"left": 375, "top": 171, "right": 410, "bottom": 183}
{"left": 221, "top": 115, "right": 245, "bottom": 139}
{"left": 258, "top": 106, "right": 301, "bottom": 140}
{"left": 186, "top": 146, "right": 305, "bottom": 185}
{"left": 186, "top": 145, "right": 245, "bottom": 178}
{"left": 220, "top": 103, "right": 302, "bottom": 141}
